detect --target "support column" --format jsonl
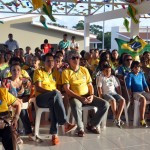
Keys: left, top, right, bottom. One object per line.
{"left": 84, "top": 17, "right": 90, "bottom": 52}
{"left": 130, "top": 16, "right": 139, "bottom": 38}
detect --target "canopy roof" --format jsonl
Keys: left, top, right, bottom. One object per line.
{"left": 0, "top": 0, "right": 138, "bottom": 17}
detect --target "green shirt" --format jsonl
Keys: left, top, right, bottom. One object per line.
{"left": 59, "top": 40, "right": 70, "bottom": 49}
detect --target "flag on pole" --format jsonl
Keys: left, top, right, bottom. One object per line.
{"left": 40, "top": 15, "right": 48, "bottom": 29}
{"left": 127, "top": 4, "right": 139, "bottom": 24}
{"left": 32, "top": 0, "right": 43, "bottom": 10}
{"left": 42, "top": 2, "right": 56, "bottom": 22}
{"left": 115, "top": 36, "right": 149, "bottom": 57}
{"left": 123, "top": 18, "right": 130, "bottom": 32}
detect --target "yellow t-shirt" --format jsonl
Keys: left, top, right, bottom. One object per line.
{"left": 52, "top": 68, "right": 62, "bottom": 85}
{"left": 33, "top": 68, "right": 56, "bottom": 96}
{"left": 7, "top": 69, "right": 30, "bottom": 79}
{"left": 62, "top": 66, "right": 92, "bottom": 96}
{"left": 91, "top": 58, "right": 99, "bottom": 71}
{"left": 22, "top": 65, "right": 30, "bottom": 70}
{"left": 0, "top": 88, "right": 16, "bottom": 112}
{"left": 91, "top": 58, "right": 99, "bottom": 66}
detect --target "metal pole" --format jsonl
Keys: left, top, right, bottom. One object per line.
{"left": 102, "top": 4, "right": 105, "bottom": 49}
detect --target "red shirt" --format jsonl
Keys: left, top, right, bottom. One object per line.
{"left": 41, "top": 43, "right": 52, "bottom": 54}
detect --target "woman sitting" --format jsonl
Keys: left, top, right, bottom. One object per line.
{"left": 2, "top": 63, "right": 40, "bottom": 143}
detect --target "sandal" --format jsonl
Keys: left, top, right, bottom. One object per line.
{"left": 86, "top": 124, "right": 100, "bottom": 134}
{"left": 78, "top": 130, "right": 85, "bottom": 137}
{"left": 17, "top": 137, "right": 23, "bottom": 144}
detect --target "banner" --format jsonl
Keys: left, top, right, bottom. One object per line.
{"left": 115, "top": 36, "right": 150, "bottom": 57}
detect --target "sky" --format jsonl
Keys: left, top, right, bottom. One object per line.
{"left": 54, "top": 15, "right": 150, "bottom": 32}
{"left": 2, "top": 12, "right": 150, "bottom": 32}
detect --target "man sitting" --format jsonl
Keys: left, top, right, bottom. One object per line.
{"left": 62, "top": 50, "right": 109, "bottom": 137}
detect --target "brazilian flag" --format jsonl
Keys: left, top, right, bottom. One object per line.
{"left": 115, "top": 36, "right": 150, "bottom": 57}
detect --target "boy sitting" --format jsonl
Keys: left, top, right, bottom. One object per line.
{"left": 97, "top": 64, "right": 125, "bottom": 128}
{"left": 126, "top": 61, "right": 150, "bottom": 127}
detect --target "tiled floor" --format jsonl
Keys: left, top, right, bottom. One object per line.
{"left": 1, "top": 120, "right": 150, "bottom": 150}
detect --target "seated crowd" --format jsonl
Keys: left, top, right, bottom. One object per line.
{"left": 1, "top": 37, "right": 150, "bottom": 148}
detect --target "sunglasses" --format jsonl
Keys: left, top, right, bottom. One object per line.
{"left": 71, "top": 56, "right": 79, "bottom": 60}
{"left": 126, "top": 59, "right": 132, "bottom": 61}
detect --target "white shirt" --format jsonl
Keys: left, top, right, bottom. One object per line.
{"left": 5, "top": 40, "right": 19, "bottom": 51}
{"left": 97, "top": 74, "right": 119, "bottom": 94}
{"left": 70, "top": 42, "right": 79, "bottom": 49}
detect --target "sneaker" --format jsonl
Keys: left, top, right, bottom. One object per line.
{"left": 140, "top": 120, "right": 148, "bottom": 128}
{"left": 77, "top": 130, "right": 85, "bottom": 137}
{"left": 65, "top": 124, "right": 77, "bottom": 133}
{"left": 114, "top": 119, "right": 122, "bottom": 128}
{"left": 86, "top": 123, "right": 101, "bottom": 134}
{"left": 120, "top": 120, "right": 124, "bottom": 126}
{"left": 51, "top": 135, "right": 59, "bottom": 145}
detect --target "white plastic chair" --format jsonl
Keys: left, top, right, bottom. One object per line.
{"left": 34, "top": 106, "right": 50, "bottom": 138}
{"left": 67, "top": 105, "right": 107, "bottom": 129}
{"left": 133, "top": 100, "right": 150, "bottom": 126}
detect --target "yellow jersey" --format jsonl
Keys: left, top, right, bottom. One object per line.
{"left": 62, "top": 66, "right": 92, "bottom": 96}
{"left": 7, "top": 69, "right": 30, "bottom": 79}
{"left": 0, "top": 88, "right": 16, "bottom": 112}
{"left": 52, "top": 68, "right": 62, "bottom": 85}
{"left": 33, "top": 68, "right": 56, "bottom": 96}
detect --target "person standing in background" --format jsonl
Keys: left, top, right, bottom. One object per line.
{"left": 5, "top": 33, "right": 19, "bottom": 52}
{"left": 70, "top": 36, "right": 79, "bottom": 51}
{"left": 58, "top": 34, "right": 70, "bottom": 51}
{"left": 41, "top": 39, "right": 52, "bottom": 54}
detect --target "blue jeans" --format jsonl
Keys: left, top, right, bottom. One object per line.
{"left": 70, "top": 96, "right": 109, "bottom": 131}
{"left": 36, "top": 90, "right": 67, "bottom": 134}
{"left": 20, "top": 109, "right": 32, "bottom": 135}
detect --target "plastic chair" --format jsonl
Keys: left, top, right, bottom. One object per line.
{"left": 67, "top": 105, "right": 107, "bottom": 129}
{"left": 133, "top": 100, "right": 150, "bottom": 126}
{"left": 34, "top": 106, "right": 50, "bottom": 138}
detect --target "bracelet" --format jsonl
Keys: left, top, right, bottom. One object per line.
{"left": 90, "top": 94, "right": 94, "bottom": 96}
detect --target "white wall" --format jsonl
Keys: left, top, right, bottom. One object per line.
{"left": 111, "top": 26, "right": 120, "bottom": 51}
{"left": 0, "top": 18, "right": 85, "bottom": 53}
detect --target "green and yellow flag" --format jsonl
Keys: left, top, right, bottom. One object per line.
{"left": 32, "top": 0, "right": 43, "bottom": 10}
{"left": 127, "top": 4, "right": 139, "bottom": 24}
{"left": 123, "top": 18, "right": 130, "bottom": 32}
{"left": 115, "top": 36, "right": 150, "bottom": 57}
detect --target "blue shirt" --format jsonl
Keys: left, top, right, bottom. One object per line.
{"left": 118, "top": 66, "right": 131, "bottom": 76}
{"left": 126, "top": 71, "right": 148, "bottom": 92}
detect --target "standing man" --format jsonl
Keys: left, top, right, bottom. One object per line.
{"left": 62, "top": 50, "right": 109, "bottom": 137}
{"left": 70, "top": 36, "right": 79, "bottom": 51}
{"left": 40, "top": 39, "right": 52, "bottom": 54}
{"left": 58, "top": 34, "right": 70, "bottom": 51}
{"left": 5, "top": 33, "right": 19, "bottom": 52}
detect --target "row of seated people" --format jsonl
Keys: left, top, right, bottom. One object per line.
{"left": 0, "top": 49, "right": 150, "bottom": 148}
{"left": 0, "top": 50, "right": 109, "bottom": 147}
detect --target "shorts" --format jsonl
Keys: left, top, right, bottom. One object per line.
{"left": 103, "top": 93, "right": 124, "bottom": 102}
{"left": 133, "top": 91, "right": 150, "bottom": 101}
